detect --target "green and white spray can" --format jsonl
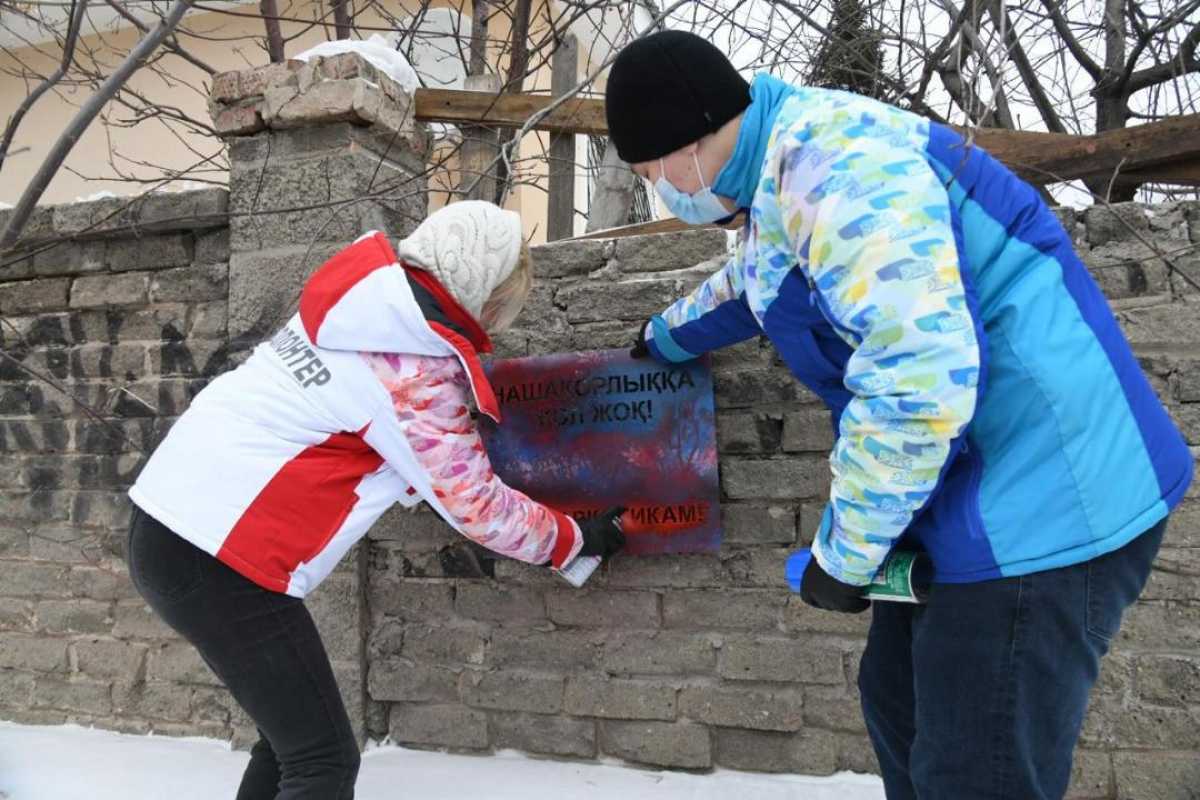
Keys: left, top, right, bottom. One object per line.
{"left": 786, "top": 547, "right": 932, "bottom": 603}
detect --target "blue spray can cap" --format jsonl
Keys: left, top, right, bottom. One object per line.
{"left": 786, "top": 548, "right": 813, "bottom": 593}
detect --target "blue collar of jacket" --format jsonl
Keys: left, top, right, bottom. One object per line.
{"left": 713, "top": 73, "right": 799, "bottom": 212}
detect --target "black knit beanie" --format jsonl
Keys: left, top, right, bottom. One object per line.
{"left": 605, "top": 30, "right": 751, "bottom": 164}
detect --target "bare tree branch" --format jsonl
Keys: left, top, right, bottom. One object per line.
{"left": 332, "top": 0, "right": 351, "bottom": 39}
{"left": 772, "top": 0, "right": 947, "bottom": 121}
{"left": 0, "top": 0, "right": 194, "bottom": 251}
{"left": 259, "top": 0, "right": 285, "bottom": 62}
{"left": 3, "top": 0, "right": 1195, "bottom": 219}
{"left": 102, "top": 0, "right": 216, "bottom": 75}
{"left": 1037, "top": 0, "right": 1103, "bottom": 80}
{"left": 913, "top": 3, "right": 971, "bottom": 108}
{"left": 1104, "top": 0, "right": 1126, "bottom": 79}
{"left": 1126, "top": 18, "right": 1200, "bottom": 93}
{"left": 932, "top": 0, "right": 1003, "bottom": 125}
{"left": 1119, "top": 0, "right": 1200, "bottom": 91}
{"left": 468, "top": 0, "right": 490, "bottom": 75}
{"left": 0, "top": 0, "right": 87, "bottom": 173}
{"left": 492, "top": 0, "right": 534, "bottom": 203}
{"left": 506, "top": 0, "right": 533, "bottom": 89}
{"left": 985, "top": 0, "right": 1066, "bottom": 131}
{"left": 488, "top": 0, "right": 696, "bottom": 205}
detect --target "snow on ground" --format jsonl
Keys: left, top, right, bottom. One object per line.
{"left": 0, "top": 721, "right": 884, "bottom": 800}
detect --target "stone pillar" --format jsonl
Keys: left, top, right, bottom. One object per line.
{"left": 208, "top": 53, "right": 431, "bottom": 744}
{"left": 209, "top": 54, "right": 431, "bottom": 351}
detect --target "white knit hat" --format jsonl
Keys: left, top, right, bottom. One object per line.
{"left": 395, "top": 200, "right": 524, "bottom": 319}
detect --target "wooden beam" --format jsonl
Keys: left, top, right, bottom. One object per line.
{"left": 1047, "top": 114, "right": 1200, "bottom": 181}
{"left": 1117, "top": 159, "right": 1200, "bottom": 186}
{"left": 943, "top": 128, "right": 1078, "bottom": 184}
{"left": 414, "top": 88, "right": 608, "bottom": 136}
{"left": 960, "top": 114, "right": 1200, "bottom": 185}
{"left": 951, "top": 127, "right": 1074, "bottom": 175}
{"left": 547, "top": 35, "right": 578, "bottom": 241}
{"left": 574, "top": 217, "right": 691, "bottom": 239}
{"left": 569, "top": 163, "right": 1200, "bottom": 243}
{"left": 575, "top": 214, "right": 743, "bottom": 241}
{"left": 574, "top": 157, "right": 1200, "bottom": 242}
{"left": 413, "top": 89, "right": 1200, "bottom": 186}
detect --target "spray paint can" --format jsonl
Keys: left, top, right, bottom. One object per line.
{"left": 786, "top": 547, "right": 932, "bottom": 604}
{"left": 557, "top": 554, "right": 602, "bottom": 588}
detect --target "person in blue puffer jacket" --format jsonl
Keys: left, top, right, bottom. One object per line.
{"left": 605, "top": 30, "right": 1193, "bottom": 800}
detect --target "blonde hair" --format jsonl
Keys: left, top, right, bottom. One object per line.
{"left": 479, "top": 241, "right": 533, "bottom": 334}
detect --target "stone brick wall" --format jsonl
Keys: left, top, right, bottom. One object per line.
{"left": 0, "top": 190, "right": 357, "bottom": 746}
{"left": 0, "top": 189, "right": 252, "bottom": 739}
{"left": 364, "top": 204, "right": 1200, "bottom": 798}
{"left": 1067, "top": 202, "right": 1200, "bottom": 798}
{"left": 1, "top": 53, "right": 1197, "bottom": 796}
{"left": 0, "top": 53, "right": 429, "bottom": 747}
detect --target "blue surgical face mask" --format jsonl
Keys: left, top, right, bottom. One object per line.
{"left": 655, "top": 153, "right": 730, "bottom": 225}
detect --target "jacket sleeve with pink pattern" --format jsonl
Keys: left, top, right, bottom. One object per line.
{"left": 360, "top": 351, "right": 583, "bottom": 569}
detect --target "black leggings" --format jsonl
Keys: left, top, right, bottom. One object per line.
{"left": 126, "top": 506, "right": 360, "bottom": 800}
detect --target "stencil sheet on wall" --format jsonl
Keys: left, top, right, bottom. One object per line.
{"left": 480, "top": 349, "right": 721, "bottom": 555}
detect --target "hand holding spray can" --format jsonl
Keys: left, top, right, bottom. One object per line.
{"left": 786, "top": 547, "right": 932, "bottom": 603}
{"left": 557, "top": 510, "right": 629, "bottom": 589}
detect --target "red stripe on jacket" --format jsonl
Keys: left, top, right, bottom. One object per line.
{"left": 217, "top": 425, "right": 383, "bottom": 592}
{"left": 548, "top": 510, "right": 578, "bottom": 569}
{"left": 300, "top": 232, "right": 396, "bottom": 343}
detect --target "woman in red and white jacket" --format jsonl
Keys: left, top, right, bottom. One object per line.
{"left": 125, "top": 201, "right": 625, "bottom": 800}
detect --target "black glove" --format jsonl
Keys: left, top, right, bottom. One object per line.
{"left": 800, "top": 556, "right": 870, "bottom": 613}
{"left": 578, "top": 507, "right": 627, "bottom": 558}
{"left": 630, "top": 319, "right": 652, "bottom": 359}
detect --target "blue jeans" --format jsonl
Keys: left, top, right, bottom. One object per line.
{"left": 126, "top": 506, "right": 360, "bottom": 800}
{"left": 859, "top": 518, "right": 1166, "bottom": 800}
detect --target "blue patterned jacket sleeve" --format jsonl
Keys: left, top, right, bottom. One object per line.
{"left": 774, "top": 125, "right": 981, "bottom": 585}
{"left": 645, "top": 246, "right": 762, "bottom": 363}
